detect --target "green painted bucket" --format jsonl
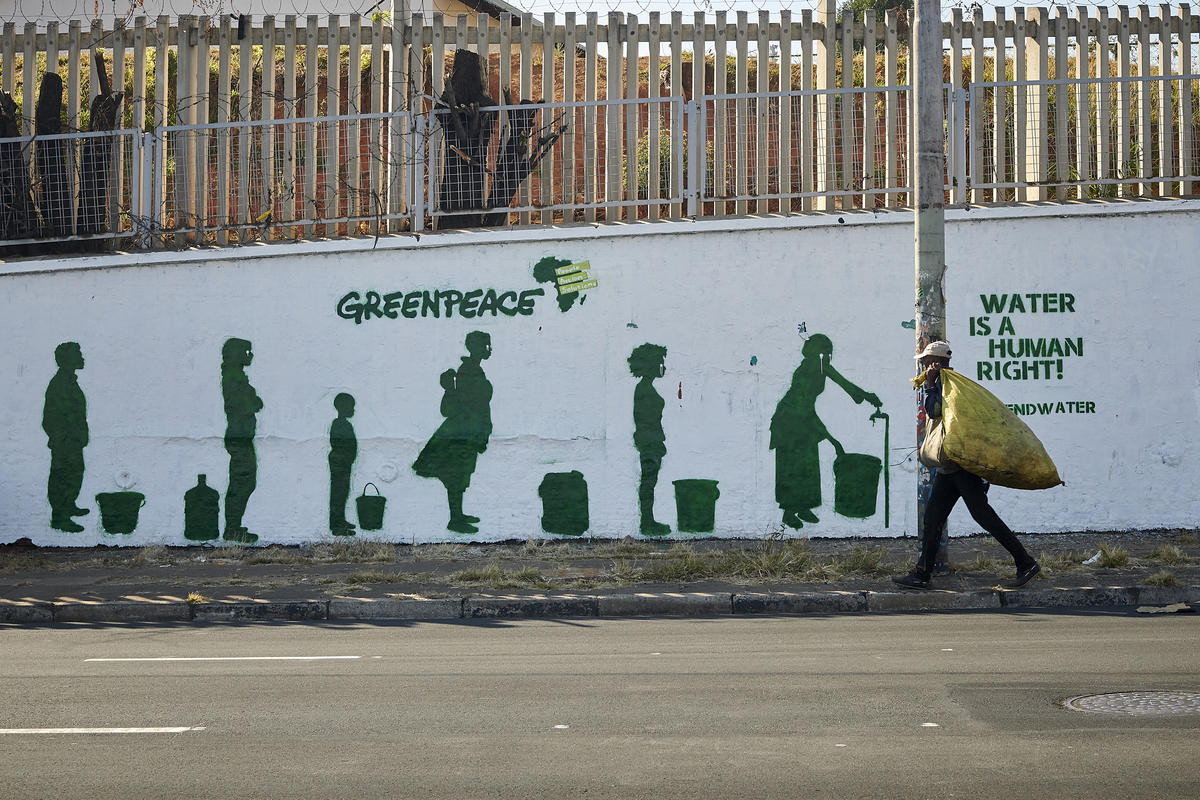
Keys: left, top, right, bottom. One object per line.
{"left": 96, "top": 491, "right": 145, "bottom": 534}
{"left": 673, "top": 479, "right": 720, "bottom": 533}
{"left": 355, "top": 483, "right": 386, "bottom": 531}
{"left": 833, "top": 453, "right": 882, "bottom": 519}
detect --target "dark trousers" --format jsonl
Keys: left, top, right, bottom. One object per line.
{"left": 918, "top": 469, "right": 1033, "bottom": 576}
{"left": 48, "top": 447, "right": 84, "bottom": 519}
{"left": 329, "top": 461, "right": 350, "bottom": 528}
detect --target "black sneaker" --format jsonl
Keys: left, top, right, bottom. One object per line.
{"left": 892, "top": 571, "right": 931, "bottom": 590}
{"left": 1011, "top": 561, "right": 1041, "bottom": 588}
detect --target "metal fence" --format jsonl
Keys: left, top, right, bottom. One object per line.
{"left": 0, "top": 74, "right": 1197, "bottom": 254}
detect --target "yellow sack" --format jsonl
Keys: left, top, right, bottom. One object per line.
{"left": 923, "top": 368, "right": 1063, "bottom": 490}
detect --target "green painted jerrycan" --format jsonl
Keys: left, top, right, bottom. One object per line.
{"left": 538, "top": 471, "right": 589, "bottom": 536}
{"left": 184, "top": 474, "right": 220, "bottom": 541}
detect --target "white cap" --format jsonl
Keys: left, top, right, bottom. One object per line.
{"left": 915, "top": 340, "right": 952, "bottom": 359}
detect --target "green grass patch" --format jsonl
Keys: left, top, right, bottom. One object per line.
{"left": 1096, "top": 543, "right": 1132, "bottom": 568}
{"left": 344, "top": 570, "right": 414, "bottom": 585}
{"left": 1149, "top": 544, "right": 1188, "bottom": 565}
{"left": 957, "top": 554, "right": 1002, "bottom": 573}
{"left": 447, "top": 563, "right": 555, "bottom": 590}
{"left": 1145, "top": 570, "right": 1179, "bottom": 587}
{"left": 241, "top": 546, "right": 309, "bottom": 566}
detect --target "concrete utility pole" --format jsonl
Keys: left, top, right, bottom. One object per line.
{"left": 913, "top": 0, "right": 948, "bottom": 570}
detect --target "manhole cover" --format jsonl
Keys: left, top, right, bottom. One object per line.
{"left": 1063, "top": 691, "right": 1200, "bottom": 716}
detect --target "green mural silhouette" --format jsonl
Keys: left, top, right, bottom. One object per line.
{"left": 533, "top": 256, "right": 584, "bottom": 312}
{"left": 413, "top": 331, "right": 493, "bottom": 534}
{"left": 221, "top": 337, "right": 262, "bottom": 544}
{"left": 538, "top": 471, "right": 589, "bottom": 535}
{"left": 184, "top": 474, "right": 220, "bottom": 541}
{"left": 329, "top": 392, "right": 358, "bottom": 536}
{"left": 42, "top": 342, "right": 89, "bottom": 532}
{"left": 629, "top": 343, "right": 670, "bottom": 537}
{"left": 769, "top": 334, "right": 882, "bottom": 530}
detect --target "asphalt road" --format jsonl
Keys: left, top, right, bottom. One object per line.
{"left": 3, "top": 611, "right": 1198, "bottom": 799}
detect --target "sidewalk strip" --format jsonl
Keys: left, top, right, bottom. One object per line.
{"left": 0, "top": 727, "right": 206, "bottom": 734}
{"left": 84, "top": 656, "right": 361, "bottom": 662}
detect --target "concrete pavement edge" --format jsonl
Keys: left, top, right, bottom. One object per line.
{"left": 2, "top": 584, "right": 1198, "bottom": 624}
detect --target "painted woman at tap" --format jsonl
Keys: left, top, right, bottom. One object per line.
{"left": 770, "top": 334, "right": 880, "bottom": 530}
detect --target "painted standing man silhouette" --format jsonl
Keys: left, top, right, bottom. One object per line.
{"left": 328, "top": 392, "right": 357, "bottom": 536}
{"left": 221, "top": 338, "right": 262, "bottom": 544}
{"left": 413, "top": 331, "right": 493, "bottom": 534}
{"left": 629, "top": 343, "right": 670, "bottom": 537}
{"left": 770, "top": 334, "right": 880, "bottom": 530}
{"left": 42, "top": 341, "right": 89, "bottom": 532}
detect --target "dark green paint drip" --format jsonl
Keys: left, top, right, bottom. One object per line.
{"left": 329, "top": 393, "right": 358, "bottom": 536}
{"left": 96, "top": 491, "right": 144, "bottom": 534}
{"left": 43, "top": 342, "right": 89, "bottom": 532}
{"left": 184, "top": 474, "right": 220, "bottom": 541}
{"left": 538, "top": 471, "right": 589, "bottom": 535}
{"left": 630, "top": 343, "right": 669, "bottom": 537}
{"left": 222, "top": 337, "right": 262, "bottom": 544}
{"left": 769, "top": 334, "right": 883, "bottom": 530}
{"left": 673, "top": 479, "right": 720, "bottom": 533}
{"left": 413, "top": 332, "right": 493, "bottom": 534}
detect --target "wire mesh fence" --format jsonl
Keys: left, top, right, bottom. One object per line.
{"left": 968, "top": 73, "right": 1200, "bottom": 202}
{"left": 0, "top": 127, "right": 140, "bottom": 251}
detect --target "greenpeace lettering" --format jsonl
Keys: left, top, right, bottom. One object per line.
{"left": 337, "top": 288, "right": 544, "bottom": 323}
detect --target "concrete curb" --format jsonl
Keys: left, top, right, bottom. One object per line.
{"left": 1, "top": 585, "right": 1196, "bottom": 624}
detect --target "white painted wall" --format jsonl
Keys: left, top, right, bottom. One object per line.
{"left": 3, "top": 200, "right": 1198, "bottom": 546}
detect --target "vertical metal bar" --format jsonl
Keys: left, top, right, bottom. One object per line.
{"left": 217, "top": 16, "right": 232, "bottom": 241}
{"left": 669, "top": 11, "right": 684, "bottom": 218}
{"left": 541, "top": 12, "right": 556, "bottom": 222}
{"left": 862, "top": 12, "right": 877, "bottom": 208}
{"left": 970, "top": 7, "right": 985, "bottom": 203}
{"left": 562, "top": 12, "right": 577, "bottom": 219}
{"left": 734, "top": 10, "right": 748, "bottom": 216}
{"left": 283, "top": 15, "right": 298, "bottom": 232}
{"left": 1157, "top": 3, "right": 1174, "bottom": 195}
{"left": 756, "top": 10, "right": 770, "bottom": 214}
{"left": 885, "top": 9, "right": 898, "bottom": 206}
{"left": 714, "top": 11, "right": 729, "bottom": 216}
{"left": 1117, "top": 7, "right": 1133, "bottom": 194}
{"left": 21, "top": 23, "right": 35, "bottom": 137}
{"left": 348, "top": 13, "right": 363, "bottom": 221}
{"left": 686, "top": 99, "right": 700, "bottom": 217}
{"left": 1136, "top": 5, "right": 1153, "bottom": 195}
{"left": 193, "top": 16, "right": 209, "bottom": 241}
{"left": 1075, "top": 7, "right": 1092, "bottom": 199}
{"left": 326, "top": 15, "right": 340, "bottom": 234}
{"left": 779, "top": 10, "right": 794, "bottom": 213}
{"left": 840, "top": 10, "right": 855, "bottom": 208}
{"left": 993, "top": 8, "right": 1008, "bottom": 200}
{"left": 370, "top": 13, "right": 384, "bottom": 233}
{"left": 389, "top": 5, "right": 409, "bottom": 229}
{"left": 519, "top": 13, "right": 534, "bottom": 223}
{"left": 1096, "top": 8, "right": 1111, "bottom": 188}
{"left": 692, "top": 11, "right": 705, "bottom": 217}
{"left": 304, "top": 15, "right": 319, "bottom": 237}
{"left": 236, "top": 16, "right": 251, "bottom": 241}
{"left": 110, "top": 19, "right": 127, "bottom": 237}
{"left": 1053, "top": 6, "right": 1069, "bottom": 199}
{"left": 1180, "top": 5, "right": 1196, "bottom": 196}
{"left": 583, "top": 12, "right": 597, "bottom": 222}
{"left": 625, "top": 13, "right": 639, "bottom": 221}
{"left": 260, "top": 16, "right": 276, "bottom": 234}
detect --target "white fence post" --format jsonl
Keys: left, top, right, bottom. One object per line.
{"left": 686, "top": 98, "right": 702, "bottom": 217}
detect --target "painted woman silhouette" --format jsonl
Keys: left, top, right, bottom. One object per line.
{"left": 770, "top": 334, "right": 880, "bottom": 529}
{"left": 628, "top": 343, "right": 669, "bottom": 536}
{"left": 413, "top": 331, "right": 493, "bottom": 534}
{"left": 221, "top": 337, "right": 262, "bottom": 543}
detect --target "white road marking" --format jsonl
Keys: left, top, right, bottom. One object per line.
{"left": 0, "top": 727, "right": 206, "bottom": 735}
{"left": 85, "top": 656, "right": 361, "bottom": 662}
{"left": 921, "top": 722, "right": 941, "bottom": 728}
